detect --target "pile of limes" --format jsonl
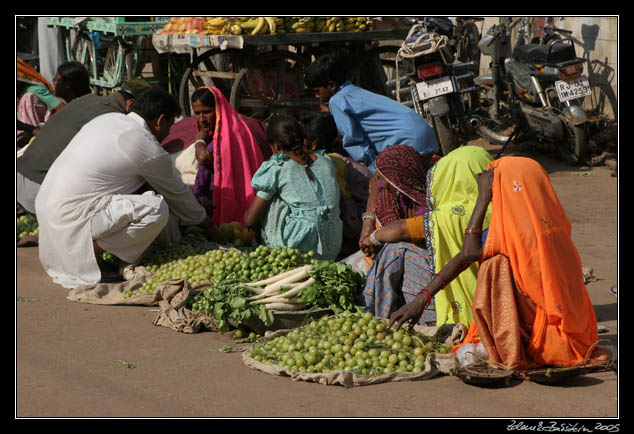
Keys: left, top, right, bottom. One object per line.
{"left": 247, "top": 311, "right": 453, "bottom": 376}
{"left": 126, "top": 243, "right": 317, "bottom": 298}
{"left": 17, "top": 214, "right": 38, "bottom": 239}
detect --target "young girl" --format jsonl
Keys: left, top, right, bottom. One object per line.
{"left": 244, "top": 115, "right": 343, "bottom": 261}
{"left": 302, "top": 112, "right": 371, "bottom": 258}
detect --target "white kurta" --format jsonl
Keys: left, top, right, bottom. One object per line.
{"left": 35, "top": 112, "right": 207, "bottom": 288}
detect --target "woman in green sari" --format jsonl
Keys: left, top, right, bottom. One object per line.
{"left": 361, "top": 145, "right": 493, "bottom": 327}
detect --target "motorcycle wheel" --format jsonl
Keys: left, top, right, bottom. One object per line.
{"left": 557, "top": 122, "right": 590, "bottom": 166}
{"left": 431, "top": 114, "right": 460, "bottom": 155}
{"left": 473, "top": 85, "right": 516, "bottom": 146}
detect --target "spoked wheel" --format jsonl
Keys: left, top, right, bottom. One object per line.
{"left": 230, "top": 50, "right": 317, "bottom": 121}
{"left": 70, "top": 32, "right": 97, "bottom": 87}
{"left": 103, "top": 37, "right": 126, "bottom": 88}
{"left": 179, "top": 48, "right": 236, "bottom": 117}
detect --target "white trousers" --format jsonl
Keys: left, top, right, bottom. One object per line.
{"left": 16, "top": 172, "right": 40, "bottom": 215}
{"left": 90, "top": 191, "right": 170, "bottom": 263}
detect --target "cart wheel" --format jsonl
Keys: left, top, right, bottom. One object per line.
{"left": 230, "top": 50, "right": 317, "bottom": 121}
{"left": 179, "top": 48, "right": 236, "bottom": 117}
{"left": 70, "top": 32, "right": 97, "bottom": 83}
{"left": 103, "top": 37, "right": 126, "bottom": 89}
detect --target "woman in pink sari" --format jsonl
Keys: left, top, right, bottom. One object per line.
{"left": 162, "top": 86, "right": 271, "bottom": 226}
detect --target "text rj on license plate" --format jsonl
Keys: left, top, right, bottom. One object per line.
{"left": 416, "top": 76, "right": 454, "bottom": 100}
{"left": 555, "top": 75, "right": 591, "bottom": 102}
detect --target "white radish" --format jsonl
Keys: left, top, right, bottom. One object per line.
{"left": 260, "top": 268, "right": 311, "bottom": 293}
{"left": 245, "top": 282, "right": 299, "bottom": 301}
{"left": 264, "top": 302, "right": 307, "bottom": 311}
{"left": 243, "top": 265, "right": 312, "bottom": 288}
{"left": 271, "top": 277, "right": 316, "bottom": 299}
{"left": 248, "top": 278, "right": 316, "bottom": 305}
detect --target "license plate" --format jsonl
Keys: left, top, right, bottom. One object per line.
{"left": 416, "top": 76, "right": 454, "bottom": 100}
{"left": 555, "top": 75, "right": 591, "bottom": 102}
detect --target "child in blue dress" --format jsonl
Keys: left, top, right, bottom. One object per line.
{"left": 244, "top": 115, "right": 343, "bottom": 260}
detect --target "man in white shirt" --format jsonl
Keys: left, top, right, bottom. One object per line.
{"left": 35, "top": 87, "right": 222, "bottom": 289}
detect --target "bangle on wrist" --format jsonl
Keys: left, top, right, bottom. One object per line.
{"left": 369, "top": 229, "right": 383, "bottom": 247}
{"left": 362, "top": 212, "right": 376, "bottom": 221}
{"left": 192, "top": 139, "right": 207, "bottom": 147}
{"left": 464, "top": 227, "right": 483, "bottom": 236}
{"left": 418, "top": 288, "right": 432, "bottom": 309}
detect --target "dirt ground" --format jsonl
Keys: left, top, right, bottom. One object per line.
{"left": 15, "top": 138, "right": 619, "bottom": 421}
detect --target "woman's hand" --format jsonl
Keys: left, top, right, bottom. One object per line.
{"left": 359, "top": 235, "right": 377, "bottom": 259}
{"left": 387, "top": 293, "right": 429, "bottom": 331}
{"left": 195, "top": 126, "right": 210, "bottom": 142}
{"left": 194, "top": 133, "right": 212, "bottom": 167}
{"left": 476, "top": 168, "right": 495, "bottom": 204}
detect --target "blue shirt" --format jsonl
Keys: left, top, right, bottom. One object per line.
{"left": 328, "top": 81, "right": 439, "bottom": 172}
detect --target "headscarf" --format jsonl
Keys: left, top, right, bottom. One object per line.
{"left": 17, "top": 57, "right": 54, "bottom": 93}
{"left": 193, "top": 86, "right": 271, "bottom": 226}
{"left": 374, "top": 144, "right": 435, "bottom": 226}
{"left": 424, "top": 146, "right": 494, "bottom": 326}
{"left": 480, "top": 156, "right": 598, "bottom": 367}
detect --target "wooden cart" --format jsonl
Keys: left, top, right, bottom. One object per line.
{"left": 46, "top": 17, "right": 168, "bottom": 92}
{"left": 152, "top": 27, "right": 412, "bottom": 120}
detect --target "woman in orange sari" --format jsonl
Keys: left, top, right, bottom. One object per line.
{"left": 388, "top": 156, "right": 604, "bottom": 370}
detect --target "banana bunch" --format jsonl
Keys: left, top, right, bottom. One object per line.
{"left": 201, "top": 16, "right": 373, "bottom": 36}
{"left": 284, "top": 16, "right": 373, "bottom": 33}
{"left": 283, "top": 17, "right": 316, "bottom": 33}
{"left": 203, "top": 16, "right": 241, "bottom": 35}
{"left": 230, "top": 17, "right": 283, "bottom": 35}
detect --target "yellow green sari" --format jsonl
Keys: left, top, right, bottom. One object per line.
{"left": 424, "top": 146, "right": 493, "bottom": 327}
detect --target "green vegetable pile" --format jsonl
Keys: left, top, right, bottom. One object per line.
{"left": 247, "top": 311, "right": 453, "bottom": 376}
{"left": 126, "top": 244, "right": 315, "bottom": 298}
{"left": 17, "top": 214, "right": 38, "bottom": 239}
{"left": 124, "top": 240, "right": 366, "bottom": 333}
{"left": 189, "top": 259, "right": 365, "bottom": 332}
{"left": 190, "top": 277, "right": 276, "bottom": 332}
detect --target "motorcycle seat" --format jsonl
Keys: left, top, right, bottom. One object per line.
{"left": 512, "top": 42, "right": 577, "bottom": 64}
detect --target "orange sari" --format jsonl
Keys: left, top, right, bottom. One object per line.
{"left": 457, "top": 157, "right": 598, "bottom": 369}
{"left": 17, "top": 57, "right": 54, "bottom": 93}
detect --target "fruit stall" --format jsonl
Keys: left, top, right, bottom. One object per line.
{"left": 46, "top": 17, "right": 169, "bottom": 92}
{"left": 151, "top": 17, "right": 412, "bottom": 119}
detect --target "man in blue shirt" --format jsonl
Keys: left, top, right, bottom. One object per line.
{"left": 304, "top": 51, "right": 439, "bottom": 172}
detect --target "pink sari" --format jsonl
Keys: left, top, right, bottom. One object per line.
{"left": 196, "top": 87, "right": 270, "bottom": 226}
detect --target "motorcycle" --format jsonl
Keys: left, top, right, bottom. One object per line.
{"left": 472, "top": 17, "right": 592, "bottom": 165}
{"left": 391, "top": 17, "right": 482, "bottom": 155}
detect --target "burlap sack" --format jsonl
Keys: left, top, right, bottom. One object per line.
{"left": 66, "top": 264, "right": 219, "bottom": 334}
{"left": 241, "top": 321, "right": 466, "bottom": 387}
